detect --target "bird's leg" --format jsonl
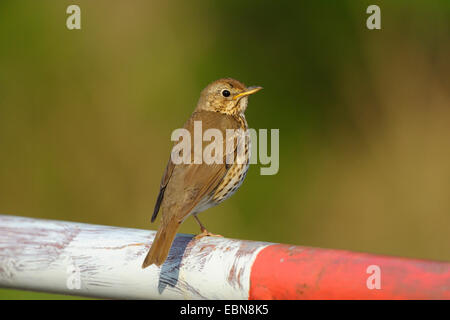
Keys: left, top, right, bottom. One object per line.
{"left": 193, "top": 215, "right": 223, "bottom": 239}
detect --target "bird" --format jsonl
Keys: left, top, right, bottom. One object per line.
{"left": 142, "top": 78, "right": 262, "bottom": 268}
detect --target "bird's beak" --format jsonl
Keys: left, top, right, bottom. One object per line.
{"left": 233, "top": 86, "right": 263, "bottom": 100}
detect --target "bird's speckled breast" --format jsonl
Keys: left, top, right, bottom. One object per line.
{"left": 212, "top": 155, "right": 250, "bottom": 204}
{"left": 212, "top": 115, "right": 250, "bottom": 204}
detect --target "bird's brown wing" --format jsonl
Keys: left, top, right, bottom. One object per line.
{"left": 151, "top": 155, "right": 174, "bottom": 222}
{"left": 151, "top": 110, "right": 241, "bottom": 224}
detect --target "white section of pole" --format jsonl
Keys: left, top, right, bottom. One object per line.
{"left": 0, "top": 215, "right": 270, "bottom": 299}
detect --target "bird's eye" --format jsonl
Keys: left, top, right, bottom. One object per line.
{"left": 222, "top": 90, "right": 231, "bottom": 97}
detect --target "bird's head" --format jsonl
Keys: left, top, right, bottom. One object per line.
{"left": 196, "top": 78, "right": 262, "bottom": 115}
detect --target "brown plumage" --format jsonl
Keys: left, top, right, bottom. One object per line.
{"left": 142, "top": 78, "right": 262, "bottom": 268}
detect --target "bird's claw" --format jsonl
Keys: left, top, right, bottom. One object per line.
{"left": 194, "top": 229, "right": 223, "bottom": 240}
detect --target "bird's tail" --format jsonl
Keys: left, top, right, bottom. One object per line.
{"left": 142, "top": 217, "right": 180, "bottom": 268}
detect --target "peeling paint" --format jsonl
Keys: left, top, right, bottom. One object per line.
{"left": 0, "top": 215, "right": 269, "bottom": 299}
{"left": 249, "top": 244, "right": 450, "bottom": 299}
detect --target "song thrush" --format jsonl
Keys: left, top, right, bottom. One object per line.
{"left": 142, "top": 78, "right": 262, "bottom": 268}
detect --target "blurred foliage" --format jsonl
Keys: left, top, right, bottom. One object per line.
{"left": 0, "top": 1, "right": 449, "bottom": 299}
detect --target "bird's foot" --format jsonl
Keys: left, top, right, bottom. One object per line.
{"left": 194, "top": 228, "right": 223, "bottom": 240}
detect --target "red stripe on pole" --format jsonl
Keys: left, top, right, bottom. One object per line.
{"left": 249, "top": 244, "right": 450, "bottom": 300}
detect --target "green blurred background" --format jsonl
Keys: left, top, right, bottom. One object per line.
{"left": 1, "top": 1, "right": 449, "bottom": 299}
